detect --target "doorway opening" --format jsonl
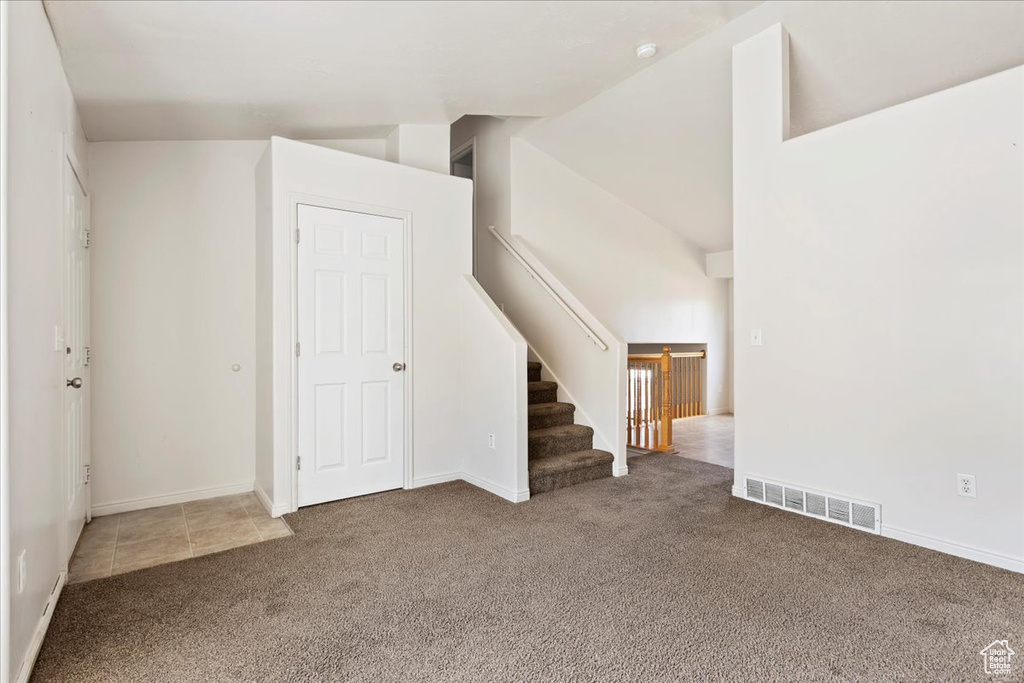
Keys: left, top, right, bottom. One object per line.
{"left": 625, "top": 343, "right": 733, "bottom": 469}
{"left": 450, "top": 138, "right": 476, "bottom": 276}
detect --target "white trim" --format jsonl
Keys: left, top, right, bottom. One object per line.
{"left": 460, "top": 472, "right": 530, "bottom": 503}
{"left": 253, "top": 482, "right": 289, "bottom": 519}
{"left": 410, "top": 472, "right": 462, "bottom": 488}
{"left": 14, "top": 570, "right": 65, "bottom": 683}
{"left": 731, "top": 484, "right": 745, "bottom": 498}
{"left": 62, "top": 133, "right": 87, "bottom": 197}
{"left": 290, "top": 195, "right": 414, "bottom": 512}
{"left": 707, "top": 407, "right": 733, "bottom": 416}
{"left": 880, "top": 524, "right": 1023, "bottom": 574}
{"left": 613, "top": 464, "right": 629, "bottom": 477}
{"left": 91, "top": 481, "right": 254, "bottom": 517}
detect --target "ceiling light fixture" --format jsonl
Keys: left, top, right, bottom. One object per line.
{"left": 636, "top": 43, "right": 657, "bottom": 59}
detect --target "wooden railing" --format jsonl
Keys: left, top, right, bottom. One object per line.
{"left": 627, "top": 347, "right": 706, "bottom": 452}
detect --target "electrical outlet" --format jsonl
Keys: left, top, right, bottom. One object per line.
{"left": 957, "top": 473, "right": 976, "bottom": 498}
{"left": 750, "top": 328, "right": 763, "bottom": 346}
{"left": 16, "top": 550, "right": 26, "bottom": 594}
{"left": 488, "top": 434, "right": 495, "bottom": 450}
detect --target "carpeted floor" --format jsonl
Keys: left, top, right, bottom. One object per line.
{"left": 33, "top": 455, "right": 1024, "bottom": 682}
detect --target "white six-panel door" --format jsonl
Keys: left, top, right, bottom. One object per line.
{"left": 63, "top": 156, "right": 90, "bottom": 561}
{"left": 297, "top": 204, "right": 406, "bottom": 506}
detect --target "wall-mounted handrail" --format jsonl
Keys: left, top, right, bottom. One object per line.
{"left": 487, "top": 225, "right": 608, "bottom": 351}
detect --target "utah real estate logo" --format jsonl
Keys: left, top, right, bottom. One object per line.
{"left": 980, "top": 640, "right": 1015, "bottom": 676}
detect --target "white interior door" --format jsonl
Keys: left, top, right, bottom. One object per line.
{"left": 297, "top": 204, "right": 406, "bottom": 507}
{"left": 63, "top": 156, "right": 90, "bottom": 561}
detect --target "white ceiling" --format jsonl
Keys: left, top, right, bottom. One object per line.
{"left": 525, "top": 0, "right": 1024, "bottom": 252}
{"left": 43, "top": 0, "right": 760, "bottom": 141}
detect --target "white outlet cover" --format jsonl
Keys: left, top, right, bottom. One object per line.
{"left": 488, "top": 434, "right": 495, "bottom": 450}
{"left": 957, "top": 473, "right": 976, "bottom": 498}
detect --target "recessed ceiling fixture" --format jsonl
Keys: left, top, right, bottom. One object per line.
{"left": 636, "top": 43, "right": 657, "bottom": 59}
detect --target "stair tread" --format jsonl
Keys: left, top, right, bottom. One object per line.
{"left": 528, "top": 381, "right": 557, "bottom": 392}
{"left": 528, "top": 423, "right": 593, "bottom": 440}
{"left": 528, "top": 449, "right": 613, "bottom": 475}
{"left": 527, "top": 402, "right": 574, "bottom": 416}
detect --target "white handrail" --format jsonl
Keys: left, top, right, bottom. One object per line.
{"left": 487, "top": 225, "right": 608, "bottom": 351}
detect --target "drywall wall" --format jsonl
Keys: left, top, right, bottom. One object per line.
{"left": 256, "top": 138, "right": 472, "bottom": 514}
{"left": 523, "top": 1, "right": 1024, "bottom": 253}
{"left": 5, "top": 0, "right": 89, "bottom": 679}
{"left": 385, "top": 124, "right": 451, "bottom": 174}
{"left": 87, "top": 137, "right": 389, "bottom": 515}
{"left": 510, "top": 140, "right": 731, "bottom": 415}
{"left": 458, "top": 276, "right": 529, "bottom": 502}
{"left": 451, "top": 117, "right": 629, "bottom": 473}
{"left": 733, "top": 25, "right": 1024, "bottom": 571}
{"left": 89, "top": 142, "right": 265, "bottom": 512}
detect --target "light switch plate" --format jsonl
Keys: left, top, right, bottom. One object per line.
{"left": 750, "top": 328, "right": 763, "bottom": 346}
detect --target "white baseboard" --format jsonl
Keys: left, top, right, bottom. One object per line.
{"left": 460, "top": 472, "right": 530, "bottom": 503}
{"left": 15, "top": 570, "right": 66, "bottom": 683}
{"left": 708, "top": 407, "right": 734, "bottom": 416}
{"left": 91, "top": 481, "right": 254, "bottom": 517}
{"left": 730, "top": 487, "right": 1023, "bottom": 574}
{"left": 253, "top": 482, "right": 290, "bottom": 519}
{"left": 881, "top": 524, "right": 1023, "bottom": 574}
{"left": 409, "top": 472, "right": 462, "bottom": 488}
{"left": 613, "top": 464, "right": 629, "bottom": 477}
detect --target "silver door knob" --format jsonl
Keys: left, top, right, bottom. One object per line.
{"left": 67, "top": 377, "right": 83, "bottom": 389}
{"left": 392, "top": 363, "right": 406, "bottom": 372}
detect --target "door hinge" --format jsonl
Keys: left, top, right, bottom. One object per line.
{"left": 296, "top": 456, "right": 301, "bottom": 471}
{"left": 83, "top": 464, "right": 91, "bottom": 485}
{"left": 84, "top": 346, "right": 91, "bottom": 367}
{"left": 295, "top": 342, "right": 301, "bottom": 357}
{"left": 296, "top": 229, "right": 300, "bottom": 244}
{"left": 84, "top": 230, "right": 91, "bottom": 249}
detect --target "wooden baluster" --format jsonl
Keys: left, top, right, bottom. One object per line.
{"left": 658, "top": 346, "right": 672, "bottom": 451}
{"left": 698, "top": 352, "right": 705, "bottom": 415}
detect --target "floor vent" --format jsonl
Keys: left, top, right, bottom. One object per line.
{"left": 743, "top": 476, "right": 880, "bottom": 534}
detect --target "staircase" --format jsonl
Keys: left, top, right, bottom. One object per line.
{"left": 527, "top": 361, "right": 614, "bottom": 494}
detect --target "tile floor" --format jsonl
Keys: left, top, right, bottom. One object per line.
{"left": 671, "top": 414, "right": 734, "bottom": 468}
{"left": 68, "top": 492, "right": 292, "bottom": 584}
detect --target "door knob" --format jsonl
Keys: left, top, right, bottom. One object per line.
{"left": 392, "top": 363, "right": 406, "bottom": 372}
{"left": 67, "top": 377, "right": 83, "bottom": 389}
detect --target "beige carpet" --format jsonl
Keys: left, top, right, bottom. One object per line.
{"left": 33, "top": 455, "right": 1024, "bottom": 682}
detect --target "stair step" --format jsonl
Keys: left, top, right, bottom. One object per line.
{"left": 529, "top": 424, "right": 593, "bottom": 460}
{"left": 527, "top": 381, "right": 558, "bottom": 405}
{"left": 527, "top": 402, "right": 575, "bottom": 430}
{"left": 529, "top": 449, "right": 614, "bottom": 494}
{"left": 527, "top": 361, "right": 542, "bottom": 383}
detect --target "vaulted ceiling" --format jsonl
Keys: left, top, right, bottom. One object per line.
{"left": 43, "top": 0, "right": 760, "bottom": 141}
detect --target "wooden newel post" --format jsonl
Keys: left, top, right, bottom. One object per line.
{"left": 659, "top": 346, "right": 672, "bottom": 451}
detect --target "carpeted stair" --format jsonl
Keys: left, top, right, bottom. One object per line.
{"left": 527, "top": 361, "right": 613, "bottom": 494}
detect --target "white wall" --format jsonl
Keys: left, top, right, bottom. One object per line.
{"left": 510, "top": 140, "right": 731, "bottom": 415}
{"left": 733, "top": 25, "right": 1024, "bottom": 571}
{"left": 458, "top": 276, "right": 529, "bottom": 502}
{"left": 89, "top": 142, "right": 264, "bottom": 512}
{"left": 523, "top": 1, "right": 1024, "bottom": 253}
{"left": 385, "top": 124, "right": 451, "bottom": 174}
{"left": 87, "top": 138, "right": 388, "bottom": 515}
{"left": 256, "top": 138, "right": 472, "bottom": 513}
{"left": 5, "top": 1, "right": 89, "bottom": 679}
{"left": 451, "top": 117, "right": 629, "bottom": 473}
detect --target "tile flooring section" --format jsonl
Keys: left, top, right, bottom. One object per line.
{"left": 671, "top": 414, "right": 734, "bottom": 468}
{"left": 68, "top": 492, "right": 292, "bottom": 584}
